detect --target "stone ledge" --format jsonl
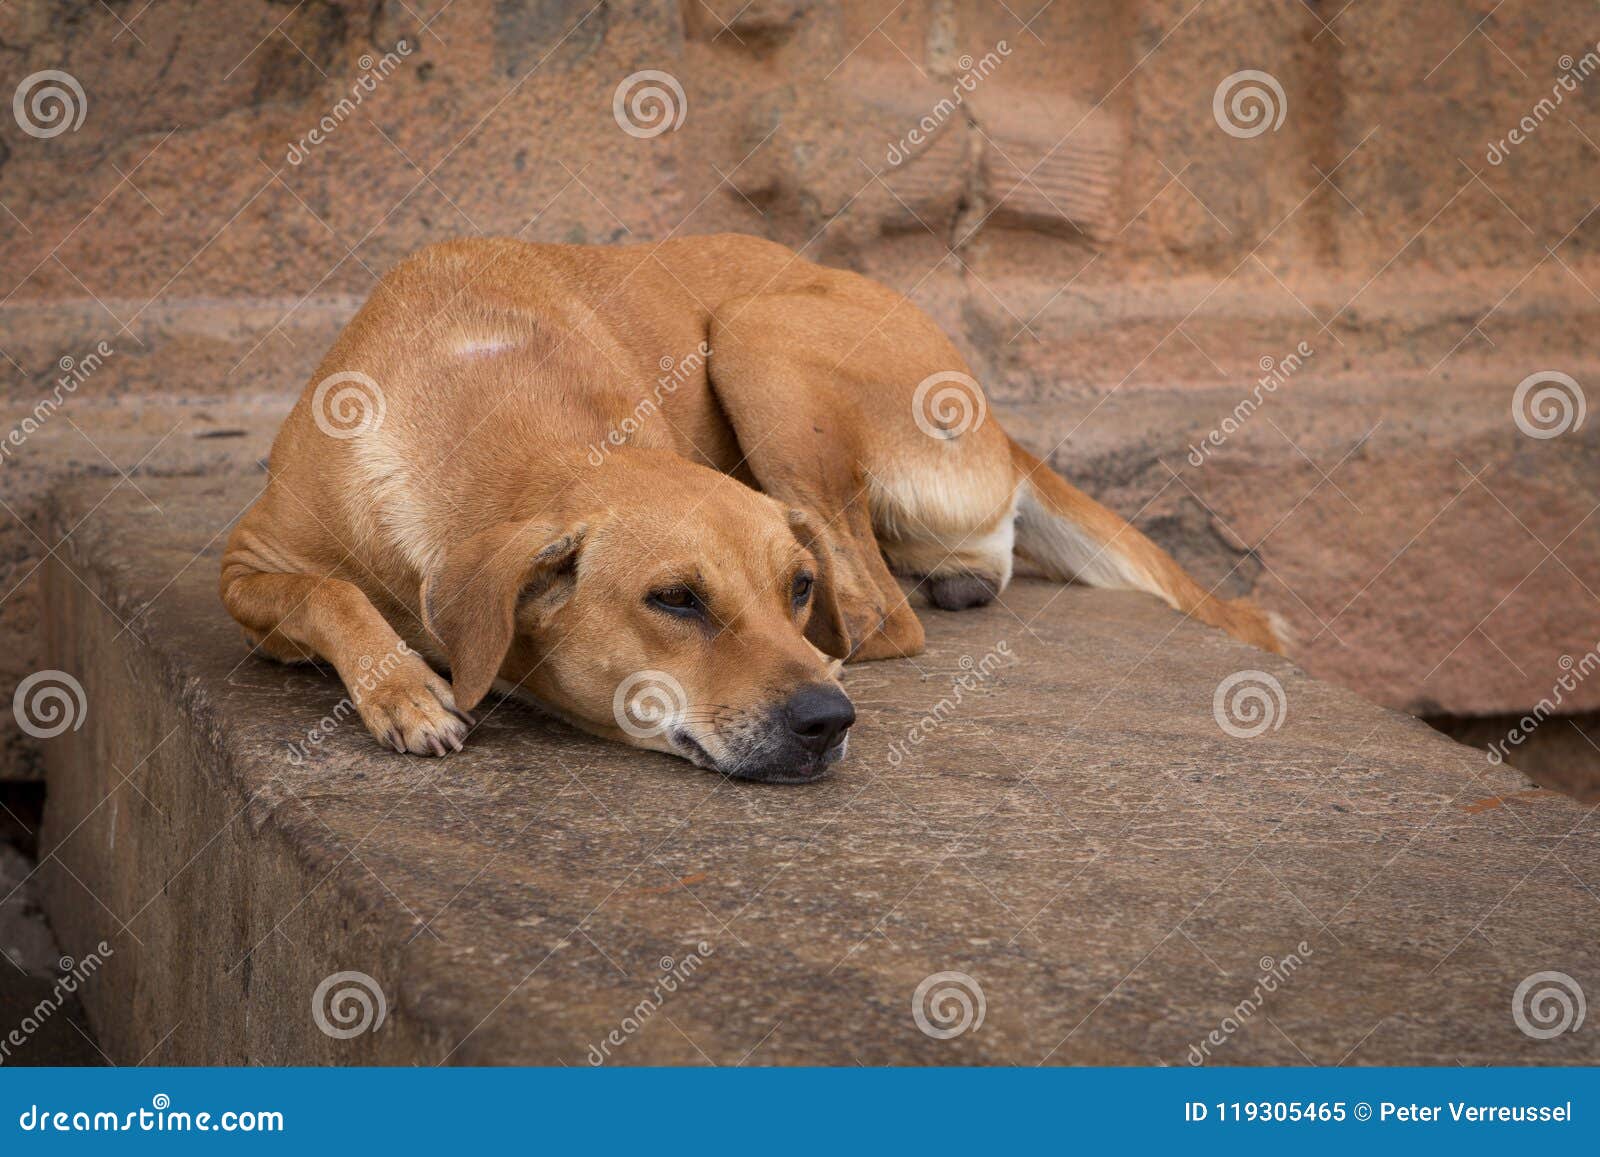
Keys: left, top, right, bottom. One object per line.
{"left": 35, "top": 476, "right": 1600, "bottom": 1065}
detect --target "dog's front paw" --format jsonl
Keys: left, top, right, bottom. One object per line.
{"left": 353, "top": 654, "right": 473, "bottom": 756}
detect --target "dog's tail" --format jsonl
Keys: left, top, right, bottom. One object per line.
{"left": 1008, "top": 438, "right": 1286, "bottom": 653}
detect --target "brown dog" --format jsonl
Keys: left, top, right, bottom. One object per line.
{"left": 220, "top": 234, "right": 1281, "bottom": 782}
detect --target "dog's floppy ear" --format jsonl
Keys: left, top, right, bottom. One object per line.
{"left": 787, "top": 508, "right": 851, "bottom": 659}
{"left": 420, "top": 521, "right": 586, "bottom": 710}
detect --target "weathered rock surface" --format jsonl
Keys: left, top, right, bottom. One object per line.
{"left": 34, "top": 476, "right": 1600, "bottom": 1065}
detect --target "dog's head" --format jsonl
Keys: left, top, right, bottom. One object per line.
{"left": 419, "top": 464, "right": 855, "bottom": 783}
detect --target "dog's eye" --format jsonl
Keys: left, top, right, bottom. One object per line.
{"left": 647, "top": 585, "right": 705, "bottom": 618}
{"left": 791, "top": 572, "right": 814, "bottom": 609}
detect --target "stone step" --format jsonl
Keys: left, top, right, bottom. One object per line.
{"left": 33, "top": 476, "right": 1600, "bottom": 1065}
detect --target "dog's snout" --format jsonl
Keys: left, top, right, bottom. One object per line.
{"left": 783, "top": 685, "right": 855, "bottom": 753}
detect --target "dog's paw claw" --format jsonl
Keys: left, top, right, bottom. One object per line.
{"left": 354, "top": 655, "right": 471, "bottom": 757}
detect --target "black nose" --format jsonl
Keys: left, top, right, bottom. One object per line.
{"left": 783, "top": 685, "right": 856, "bottom": 753}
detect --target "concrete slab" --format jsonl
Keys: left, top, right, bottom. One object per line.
{"left": 33, "top": 476, "right": 1600, "bottom": 1065}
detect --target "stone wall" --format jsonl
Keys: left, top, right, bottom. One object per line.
{"left": 2, "top": 0, "right": 1596, "bottom": 775}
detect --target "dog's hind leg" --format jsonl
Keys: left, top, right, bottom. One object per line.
{"left": 219, "top": 512, "right": 471, "bottom": 755}
{"left": 706, "top": 310, "right": 925, "bottom": 662}
{"left": 708, "top": 283, "right": 1033, "bottom": 653}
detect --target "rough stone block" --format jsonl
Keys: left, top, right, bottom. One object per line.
{"left": 34, "top": 476, "right": 1600, "bottom": 1065}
